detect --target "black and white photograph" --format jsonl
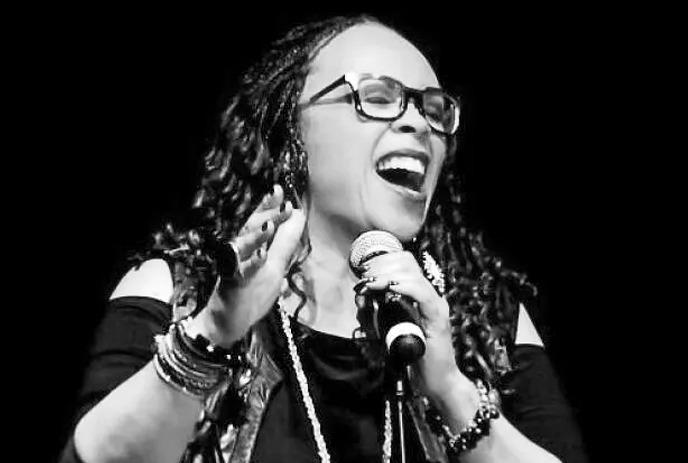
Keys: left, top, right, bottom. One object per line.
{"left": 30, "top": 6, "right": 648, "bottom": 462}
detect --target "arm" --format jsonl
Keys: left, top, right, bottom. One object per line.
{"left": 359, "top": 252, "right": 584, "bottom": 463}
{"left": 499, "top": 306, "right": 588, "bottom": 462}
{"left": 435, "top": 382, "right": 561, "bottom": 463}
{"left": 68, "top": 185, "right": 305, "bottom": 463}
{"left": 71, "top": 260, "right": 204, "bottom": 463}
{"left": 433, "top": 305, "right": 587, "bottom": 463}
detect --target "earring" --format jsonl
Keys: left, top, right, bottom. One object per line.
{"left": 422, "top": 251, "right": 446, "bottom": 297}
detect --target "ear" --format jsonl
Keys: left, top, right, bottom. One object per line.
{"left": 109, "top": 258, "right": 174, "bottom": 304}
{"left": 515, "top": 303, "right": 544, "bottom": 348}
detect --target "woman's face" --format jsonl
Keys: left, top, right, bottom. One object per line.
{"left": 299, "top": 23, "right": 449, "bottom": 244}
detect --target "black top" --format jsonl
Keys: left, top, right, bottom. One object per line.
{"left": 252, "top": 310, "right": 392, "bottom": 463}
{"left": 59, "top": 296, "right": 588, "bottom": 463}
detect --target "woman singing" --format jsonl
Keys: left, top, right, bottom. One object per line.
{"left": 61, "top": 14, "right": 587, "bottom": 463}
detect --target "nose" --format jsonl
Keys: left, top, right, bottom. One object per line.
{"left": 390, "top": 99, "right": 430, "bottom": 136}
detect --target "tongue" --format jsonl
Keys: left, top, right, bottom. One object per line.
{"left": 377, "top": 168, "right": 423, "bottom": 192}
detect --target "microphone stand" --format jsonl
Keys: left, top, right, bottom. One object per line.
{"left": 357, "top": 285, "right": 424, "bottom": 463}
{"left": 394, "top": 369, "right": 407, "bottom": 463}
{"left": 389, "top": 363, "right": 413, "bottom": 463}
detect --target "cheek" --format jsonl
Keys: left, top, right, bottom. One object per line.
{"left": 428, "top": 138, "right": 449, "bottom": 190}
{"left": 302, "top": 114, "right": 348, "bottom": 173}
{"left": 300, "top": 110, "right": 377, "bottom": 191}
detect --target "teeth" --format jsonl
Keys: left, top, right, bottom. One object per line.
{"left": 376, "top": 156, "right": 426, "bottom": 175}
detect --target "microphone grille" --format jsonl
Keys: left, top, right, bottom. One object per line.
{"left": 349, "top": 230, "right": 403, "bottom": 269}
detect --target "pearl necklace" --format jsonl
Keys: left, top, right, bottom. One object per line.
{"left": 278, "top": 307, "right": 392, "bottom": 463}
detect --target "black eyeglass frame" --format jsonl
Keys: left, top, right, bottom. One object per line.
{"left": 303, "top": 71, "right": 461, "bottom": 135}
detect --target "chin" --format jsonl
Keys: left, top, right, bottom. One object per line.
{"left": 373, "top": 212, "right": 426, "bottom": 244}
{"left": 359, "top": 180, "right": 431, "bottom": 243}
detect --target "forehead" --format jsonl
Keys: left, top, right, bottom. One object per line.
{"left": 303, "top": 23, "right": 440, "bottom": 96}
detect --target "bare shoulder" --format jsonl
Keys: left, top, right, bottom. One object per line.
{"left": 109, "top": 258, "right": 174, "bottom": 303}
{"left": 514, "top": 303, "right": 545, "bottom": 348}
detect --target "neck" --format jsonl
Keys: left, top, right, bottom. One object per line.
{"left": 281, "top": 207, "right": 361, "bottom": 338}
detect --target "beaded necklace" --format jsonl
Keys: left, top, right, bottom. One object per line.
{"left": 278, "top": 307, "right": 392, "bottom": 463}
{"left": 277, "top": 251, "right": 445, "bottom": 462}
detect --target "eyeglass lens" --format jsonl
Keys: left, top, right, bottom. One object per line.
{"left": 357, "top": 77, "right": 458, "bottom": 134}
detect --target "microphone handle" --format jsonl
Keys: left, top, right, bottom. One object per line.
{"left": 374, "top": 292, "right": 426, "bottom": 365}
{"left": 376, "top": 292, "right": 418, "bottom": 334}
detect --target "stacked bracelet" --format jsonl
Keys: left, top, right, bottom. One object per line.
{"left": 153, "top": 317, "right": 251, "bottom": 399}
{"left": 177, "top": 317, "right": 248, "bottom": 368}
{"left": 426, "top": 380, "right": 501, "bottom": 456}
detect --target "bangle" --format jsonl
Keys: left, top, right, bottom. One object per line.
{"left": 426, "top": 380, "right": 501, "bottom": 456}
{"left": 154, "top": 333, "right": 227, "bottom": 398}
{"left": 177, "top": 317, "right": 248, "bottom": 367}
{"left": 152, "top": 317, "right": 252, "bottom": 399}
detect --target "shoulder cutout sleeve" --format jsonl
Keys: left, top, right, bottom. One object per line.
{"left": 515, "top": 303, "right": 545, "bottom": 347}
{"left": 109, "top": 258, "right": 174, "bottom": 303}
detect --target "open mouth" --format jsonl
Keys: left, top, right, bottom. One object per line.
{"left": 375, "top": 152, "right": 428, "bottom": 193}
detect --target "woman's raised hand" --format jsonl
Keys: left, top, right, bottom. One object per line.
{"left": 191, "top": 184, "right": 306, "bottom": 347}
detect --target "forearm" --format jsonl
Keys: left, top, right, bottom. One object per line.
{"left": 74, "top": 362, "right": 203, "bottom": 463}
{"left": 434, "top": 373, "right": 561, "bottom": 463}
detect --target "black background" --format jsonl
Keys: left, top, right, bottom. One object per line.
{"left": 21, "top": 5, "right": 643, "bottom": 462}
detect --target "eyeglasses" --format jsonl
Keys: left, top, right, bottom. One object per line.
{"left": 303, "top": 71, "right": 461, "bottom": 136}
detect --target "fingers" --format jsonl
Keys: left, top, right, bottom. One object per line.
{"left": 233, "top": 219, "right": 274, "bottom": 260}
{"left": 355, "top": 251, "right": 443, "bottom": 312}
{"left": 253, "top": 184, "right": 284, "bottom": 213}
{"left": 238, "top": 242, "right": 269, "bottom": 280}
{"left": 268, "top": 208, "right": 307, "bottom": 271}
{"left": 357, "top": 252, "right": 426, "bottom": 292}
{"left": 218, "top": 183, "right": 303, "bottom": 286}
{"left": 358, "top": 251, "right": 418, "bottom": 276}
{"left": 231, "top": 183, "right": 293, "bottom": 260}
{"left": 358, "top": 275, "right": 449, "bottom": 322}
{"left": 242, "top": 185, "right": 293, "bottom": 234}
{"left": 358, "top": 275, "right": 421, "bottom": 299}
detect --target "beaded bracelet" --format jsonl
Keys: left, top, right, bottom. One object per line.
{"left": 445, "top": 380, "right": 500, "bottom": 454}
{"left": 177, "top": 318, "right": 249, "bottom": 367}
{"left": 426, "top": 380, "right": 501, "bottom": 456}
{"left": 163, "top": 325, "right": 228, "bottom": 380}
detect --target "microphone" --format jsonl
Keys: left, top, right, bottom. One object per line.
{"left": 349, "top": 231, "right": 426, "bottom": 366}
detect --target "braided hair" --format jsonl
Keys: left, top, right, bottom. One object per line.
{"left": 140, "top": 14, "right": 536, "bottom": 398}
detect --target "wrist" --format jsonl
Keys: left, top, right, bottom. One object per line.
{"left": 432, "top": 380, "right": 502, "bottom": 456}
{"left": 188, "top": 301, "right": 244, "bottom": 348}
{"left": 429, "top": 370, "right": 481, "bottom": 430}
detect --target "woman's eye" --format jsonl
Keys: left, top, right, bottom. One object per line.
{"left": 364, "top": 94, "right": 394, "bottom": 104}
{"left": 425, "top": 105, "right": 442, "bottom": 118}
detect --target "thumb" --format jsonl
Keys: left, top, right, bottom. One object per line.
{"left": 268, "top": 208, "right": 306, "bottom": 271}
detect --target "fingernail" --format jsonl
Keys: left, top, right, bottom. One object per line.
{"left": 353, "top": 281, "right": 366, "bottom": 293}
{"left": 353, "top": 277, "right": 375, "bottom": 293}
{"left": 262, "top": 221, "right": 268, "bottom": 232}
{"left": 256, "top": 248, "right": 262, "bottom": 258}
{"left": 280, "top": 202, "right": 286, "bottom": 213}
